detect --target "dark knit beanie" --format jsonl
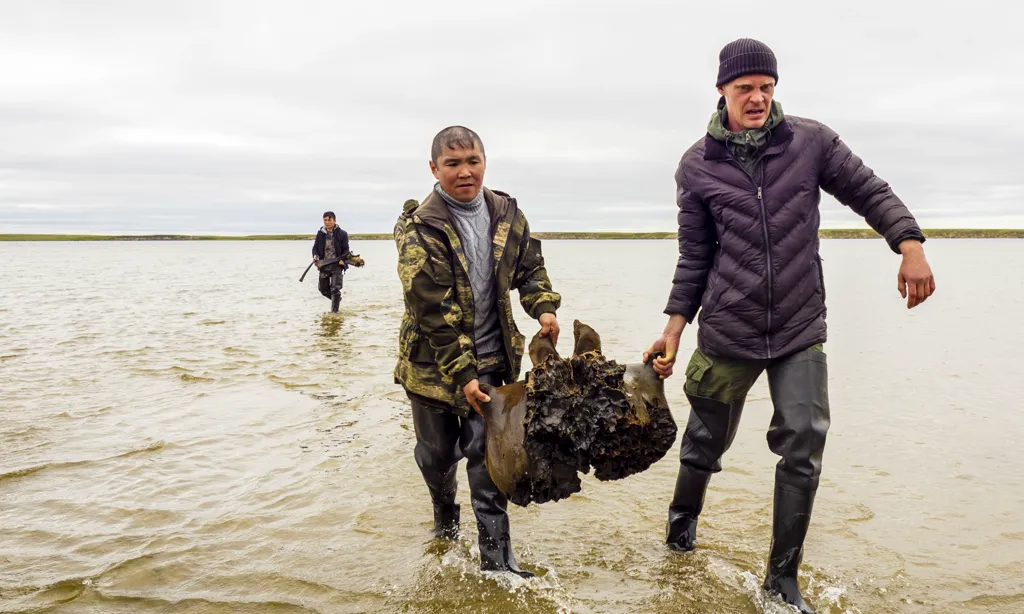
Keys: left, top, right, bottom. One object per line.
{"left": 716, "top": 38, "right": 778, "bottom": 87}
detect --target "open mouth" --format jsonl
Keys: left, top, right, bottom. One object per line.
{"left": 745, "top": 109, "right": 765, "bottom": 117}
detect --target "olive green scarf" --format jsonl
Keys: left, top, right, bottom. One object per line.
{"left": 707, "top": 97, "right": 784, "bottom": 174}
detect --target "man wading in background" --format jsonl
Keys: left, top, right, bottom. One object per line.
{"left": 644, "top": 39, "right": 936, "bottom": 612}
{"left": 393, "top": 126, "right": 561, "bottom": 576}
{"left": 312, "top": 211, "right": 349, "bottom": 313}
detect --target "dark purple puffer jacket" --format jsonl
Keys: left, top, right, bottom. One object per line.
{"left": 665, "top": 116, "right": 925, "bottom": 360}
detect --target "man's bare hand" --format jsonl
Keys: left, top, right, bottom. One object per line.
{"left": 538, "top": 313, "right": 560, "bottom": 346}
{"left": 645, "top": 333, "right": 681, "bottom": 379}
{"left": 644, "top": 314, "right": 687, "bottom": 379}
{"left": 898, "top": 240, "right": 936, "bottom": 309}
{"left": 463, "top": 379, "right": 491, "bottom": 415}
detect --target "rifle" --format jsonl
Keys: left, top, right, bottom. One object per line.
{"left": 299, "top": 257, "right": 344, "bottom": 282}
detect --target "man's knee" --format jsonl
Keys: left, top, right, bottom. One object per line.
{"left": 679, "top": 394, "right": 746, "bottom": 472}
{"left": 415, "top": 439, "right": 458, "bottom": 475}
{"left": 680, "top": 410, "right": 725, "bottom": 471}
{"left": 767, "top": 412, "right": 828, "bottom": 453}
{"left": 458, "top": 412, "right": 488, "bottom": 464}
{"left": 410, "top": 396, "right": 461, "bottom": 474}
{"left": 766, "top": 348, "right": 830, "bottom": 486}
{"left": 766, "top": 402, "right": 829, "bottom": 488}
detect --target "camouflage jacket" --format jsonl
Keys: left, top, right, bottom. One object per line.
{"left": 393, "top": 188, "right": 561, "bottom": 415}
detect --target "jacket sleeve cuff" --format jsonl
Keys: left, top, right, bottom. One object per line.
{"left": 533, "top": 302, "right": 557, "bottom": 317}
{"left": 664, "top": 301, "right": 699, "bottom": 324}
{"left": 888, "top": 229, "right": 926, "bottom": 254}
{"left": 452, "top": 366, "right": 479, "bottom": 390}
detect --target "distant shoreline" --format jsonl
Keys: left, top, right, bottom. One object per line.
{"left": 2, "top": 229, "right": 1024, "bottom": 241}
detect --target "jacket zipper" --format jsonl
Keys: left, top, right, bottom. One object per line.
{"left": 728, "top": 158, "right": 773, "bottom": 359}
{"left": 757, "top": 180, "right": 773, "bottom": 359}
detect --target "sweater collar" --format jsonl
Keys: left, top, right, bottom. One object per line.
{"left": 434, "top": 183, "right": 485, "bottom": 211}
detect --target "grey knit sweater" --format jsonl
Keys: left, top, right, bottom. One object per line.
{"left": 434, "top": 183, "right": 503, "bottom": 358}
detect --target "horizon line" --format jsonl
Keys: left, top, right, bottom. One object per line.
{"left": 3, "top": 229, "right": 1024, "bottom": 241}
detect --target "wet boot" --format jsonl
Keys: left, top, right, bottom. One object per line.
{"left": 763, "top": 482, "right": 817, "bottom": 614}
{"left": 666, "top": 464, "right": 712, "bottom": 551}
{"left": 462, "top": 407, "right": 534, "bottom": 578}
{"left": 424, "top": 459, "right": 459, "bottom": 540}
{"left": 330, "top": 291, "right": 341, "bottom": 313}
{"left": 476, "top": 512, "right": 533, "bottom": 578}
{"left": 667, "top": 392, "right": 746, "bottom": 551}
{"left": 432, "top": 501, "right": 460, "bottom": 540}
{"left": 410, "top": 396, "right": 462, "bottom": 541}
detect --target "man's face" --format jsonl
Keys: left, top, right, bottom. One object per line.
{"left": 717, "top": 74, "right": 776, "bottom": 131}
{"left": 324, "top": 216, "right": 335, "bottom": 231}
{"left": 429, "top": 143, "right": 486, "bottom": 202}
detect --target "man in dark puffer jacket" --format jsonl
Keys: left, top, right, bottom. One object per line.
{"left": 312, "top": 211, "right": 350, "bottom": 313}
{"left": 644, "top": 39, "right": 936, "bottom": 613}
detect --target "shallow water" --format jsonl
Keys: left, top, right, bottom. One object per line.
{"left": 1, "top": 238, "right": 1022, "bottom": 613}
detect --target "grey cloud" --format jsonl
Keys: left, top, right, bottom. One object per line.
{"left": 1, "top": 0, "right": 1022, "bottom": 233}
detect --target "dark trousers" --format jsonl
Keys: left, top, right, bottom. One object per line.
{"left": 667, "top": 345, "right": 828, "bottom": 608}
{"left": 410, "top": 372, "right": 523, "bottom": 572}
{"left": 678, "top": 345, "right": 830, "bottom": 489}
{"left": 318, "top": 265, "right": 344, "bottom": 299}
{"left": 318, "top": 264, "right": 344, "bottom": 311}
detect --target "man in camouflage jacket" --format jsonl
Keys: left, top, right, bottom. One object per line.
{"left": 393, "top": 126, "right": 561, "bottom": 576}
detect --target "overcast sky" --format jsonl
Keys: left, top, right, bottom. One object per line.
{"left": 2, "top": 0, "right": 1022, "bottom": 234}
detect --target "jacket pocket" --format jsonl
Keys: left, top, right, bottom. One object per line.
{"left": 814, "top": 255, "right": 826, "bottom": 303}
{"left": 409, "top": 337, "right": 435, "bottom": 364}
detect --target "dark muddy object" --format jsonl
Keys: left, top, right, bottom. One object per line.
{"left": 343, "top": 253, "right": 366, "bottom": 268}
{"left": 528, "top": 331, "right": 559, "bottom": 367}
{"left": 571, "top": 319, "right": 602, "bottom": 355}
{"left": 480, "top": 320, "right": 677, "bottom": 506}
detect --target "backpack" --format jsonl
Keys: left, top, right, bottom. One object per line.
{"left": 393, "top": 198, "right": 420, "bottom": 251}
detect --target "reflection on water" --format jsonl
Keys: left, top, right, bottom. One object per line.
{"left": 1, "top": 238, "right": 1023, "bottom": 613}
{"left": 317, "top": 313, "right": 345, "bottom": 339}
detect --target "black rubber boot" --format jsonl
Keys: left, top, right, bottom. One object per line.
{"left": 476, "top": 512, "right": 533, "bottom": 578}
{"left": 763, "top": 482, "right": 817, "bottom": 614}
{"left": 330, "top": 291, "right": 341, "bottom": 313}
{"left": 409, "top": 396, "right": 461, "bottom": 541}
{"left": 432, "top": 502, "right": 460, "bottom": 540}
{"left": 461, "top": 382, "right": 534, "bottom": 578}
{"left": 667, "top": 393, "right": 745, "bottom": 551}
{"left": 666, "top": 464, "right": 712, "bottom": 551}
